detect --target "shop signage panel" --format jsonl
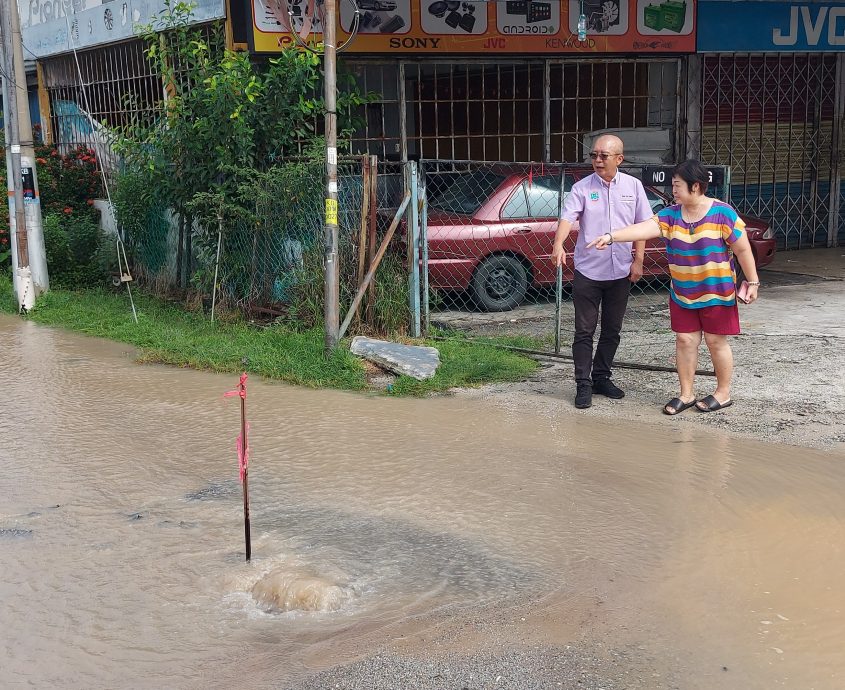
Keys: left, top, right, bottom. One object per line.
{"left": 250, "top": 0, "right": 697, "bottom": 53}
{"left": 698, "top": 0, "right": 845, "bottom": 52}
{"left": 21, "top": 0, "right": 226, "bottom": 58}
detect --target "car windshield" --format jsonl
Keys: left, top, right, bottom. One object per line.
{"left": 646, "top": 187, "right": 667, "bottom": 213}
{"left": 428, "top": 171, "right": 507, "bottom": 215}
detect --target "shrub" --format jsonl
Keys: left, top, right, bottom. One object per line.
{"left": 0, "top": 223, "right": 9, "bottom": 268}
{"left": 43, "top": 212, "right": 111, "bottom": 288}
{"left": 0, "top": 142, "right": 103, "bottom": 277}
{"left": 35, "top": 144, "right": 103, "bottom": 217}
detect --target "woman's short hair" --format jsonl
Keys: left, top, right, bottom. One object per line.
{"left": 672, "top": 159, "right": 709, "bottom": 195}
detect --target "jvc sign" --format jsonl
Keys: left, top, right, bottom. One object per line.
{"left": 774, "top": 6, "right": 845, "bottom": 47}
{"left": 698, "top": 1, "right": 845, "bottom": 52}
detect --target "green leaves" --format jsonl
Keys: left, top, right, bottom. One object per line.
{"left": 109, "top": 0, "right": 377, "bottom": 295}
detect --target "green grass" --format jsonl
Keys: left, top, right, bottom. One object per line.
{"left": 0, "top": 276, "right": 538, "bottom": 394}
{"left": 388, "top": 338, "right": 538, "bottom": 396}
{"left": 0, "top": 274, "right": 16, "bottom": 313}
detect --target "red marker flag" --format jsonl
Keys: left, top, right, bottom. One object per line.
{"left": 224, "top": 373, "right": 249, "bottom": 482}
{"left": 234, "top": 425, "right": 250, "bottom": 483}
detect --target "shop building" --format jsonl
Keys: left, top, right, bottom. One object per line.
{"left": 22, "top": 0, "right": 844, "bottom": 247}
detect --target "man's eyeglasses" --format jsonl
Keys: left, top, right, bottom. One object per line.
{"left": 589, "top": 151, "right": 619, "bottom": 160}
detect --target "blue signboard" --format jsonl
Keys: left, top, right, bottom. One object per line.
{"left": 20, "top": 0, "right": 226, "bottom": 58}
{"left": 698, "top": 1, "right": 845, "bottom": 52}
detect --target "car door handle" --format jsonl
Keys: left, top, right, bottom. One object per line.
{"left": 514, "top": 226, "right": 531, "bottom": 234}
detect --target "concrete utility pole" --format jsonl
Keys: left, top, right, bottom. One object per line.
{"left": 323, "top": 0, "right": 340, "bottom": 352}
{"left": 0, "top": 0, "right": 48, "bottom": 310}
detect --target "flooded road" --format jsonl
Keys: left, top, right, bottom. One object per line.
{"left": 2, "top": 313, "right": 845, "bottom": 689}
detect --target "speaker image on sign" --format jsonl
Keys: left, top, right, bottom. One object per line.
{"left": 568, "top": 0, "right": 627, "bottom": 35}
{"left": 340, "top": 0, "right": 411, "bottom": 33}
{"left": 588, "top": 0, "right": 618, "bottom": 32}
{"left": 422, "top": 0, "right": 487, "bottom": 33}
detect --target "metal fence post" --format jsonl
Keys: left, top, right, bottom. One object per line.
{"left": 829, "top": 53, "right": 844, "bottom": 248}
{"left": 555, "top": 165, "right": 566, "bottom": 354}
{"left": 406, "top": 161, "right": 422, "bottom": 338}
{"left": 420, "top": 161, "right": 430, "bottom": 334}
{"left": 554, "top": 264, "right": 562, "bottom": 355}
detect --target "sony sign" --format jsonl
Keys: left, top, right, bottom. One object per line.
{"left": 772, "top": 5, "right": 845, "bottom": 47}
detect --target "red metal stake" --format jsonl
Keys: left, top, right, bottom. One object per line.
{"left": 225, "top": 372, "right": 252, "bottom": 561}
{"left": 240, "top": 387, "right": 251, "bottom": 562}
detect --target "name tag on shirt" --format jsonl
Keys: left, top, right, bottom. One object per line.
{"left": 620, "top": 194, "right": 635, "bottom": 203}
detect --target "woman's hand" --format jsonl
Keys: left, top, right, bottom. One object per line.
{"left": 586, "top": 233, "right": 612, "bottom": 250}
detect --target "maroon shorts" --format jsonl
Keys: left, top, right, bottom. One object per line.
{"left": 669, "top": 299, "right": 741, "bottom": 335}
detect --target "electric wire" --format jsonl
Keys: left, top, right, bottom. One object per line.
{"left": 43, "top": 1, "right": 360, "bottom": 321}
{"left": 286, "top": 0, "right": 361, "bottom": 54}
{"left": 61, "top": 5, "right": 138, "bottom": 322}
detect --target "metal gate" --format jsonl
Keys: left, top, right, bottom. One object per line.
{"left": 347, "top": 57, "right": 680, "bottom": 164}
{"left": 697, "top": 53, "right": 842, "bottom": 249}
{"left": 418, "top": 159, "right": 731, "bottom": 371}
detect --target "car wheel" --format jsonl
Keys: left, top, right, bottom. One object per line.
{"left": 471, "top": 255, "right": 528, "bottom": 311}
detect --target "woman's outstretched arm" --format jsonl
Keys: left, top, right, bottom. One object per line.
{"left": 587, "top": 217, "right": 662, "bottom": 250}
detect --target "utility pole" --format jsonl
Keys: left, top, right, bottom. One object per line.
{"left": 0, "top": 0, "right": 49, "bottom": 310}
{"left": 323, "top": 0, "right": 339, "bottom": 353}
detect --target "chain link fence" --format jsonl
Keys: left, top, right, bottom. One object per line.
{"left": 124, "top": 157, "right": 412, "bottom": 336}
{"left": 419, "top": 160, "right": 736, "bottom": 369}
{"left": 121, "top": 155, "right": 760, "bottom": 374}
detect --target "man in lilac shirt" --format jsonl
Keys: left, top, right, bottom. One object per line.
{"left": 552, "top": 135, "right": 651, "bottom": 409}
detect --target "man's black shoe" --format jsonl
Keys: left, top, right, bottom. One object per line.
{"left": 593, "top": 379, "right": 625, "bottom": 399}
{"left": 574, "top": 383, "right": 593, "bottom": 409}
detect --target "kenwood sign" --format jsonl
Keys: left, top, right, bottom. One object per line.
{"left": 698, "top": 0, "right": 845, "bottom": 52}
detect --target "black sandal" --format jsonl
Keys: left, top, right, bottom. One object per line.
{"left": 695, "top": 394, "right": 733, "bottom": 412}
{"left": 663, "top": 397, "right": 697, "bottom": 415}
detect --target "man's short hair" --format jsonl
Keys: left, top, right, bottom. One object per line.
{"left": 672, "top": 159, "right": 709, "bottom": 195}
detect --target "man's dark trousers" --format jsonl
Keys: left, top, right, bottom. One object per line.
{"left": 572, "top": 269, "right": 631, "bottom": 385}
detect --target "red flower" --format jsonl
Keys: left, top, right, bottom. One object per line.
{"left": 36, "top": 157, "right": 47, "bottom": 165}
{"left": 86, "top": 199, "right": 94, "bottom": 206}
{"left": 63, "top": 207, "right": 72, "bottom": 214}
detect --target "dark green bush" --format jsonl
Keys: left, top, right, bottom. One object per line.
{"left": 43, "top": 211, "right": 111, "bottom": 288}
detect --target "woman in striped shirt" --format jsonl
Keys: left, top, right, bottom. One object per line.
{"left": 587, "top": 159, "right": 760, "bottom": 416}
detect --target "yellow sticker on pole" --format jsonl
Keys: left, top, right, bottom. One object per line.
{"left": 325, "top": 198, "right": 338, "bottom": 226}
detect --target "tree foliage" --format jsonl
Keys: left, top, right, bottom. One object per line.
{"left": 115, "top": 0, "right": 370, "bottom": 208}
{"left": 112, "top": 0, "right": 374, "bottom": 292}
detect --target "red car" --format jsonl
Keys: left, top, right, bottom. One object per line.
{"left": 424, "top": 168, "right": 776, "bottom": 311}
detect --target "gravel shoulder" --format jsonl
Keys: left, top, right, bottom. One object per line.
{"left": 454, "top": 260, "right": 845, "bottom": 452}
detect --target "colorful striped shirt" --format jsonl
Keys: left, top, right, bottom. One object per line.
{"left": 656, "top": 201, "right": 746, "bottom": 309}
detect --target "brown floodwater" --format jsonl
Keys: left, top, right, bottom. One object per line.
{"left": 2, "top": 313, "right": 844, "bottom": 689}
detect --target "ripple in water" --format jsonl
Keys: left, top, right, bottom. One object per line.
{"left": 185, "top": 481, "right": 240, "bottom": 502}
